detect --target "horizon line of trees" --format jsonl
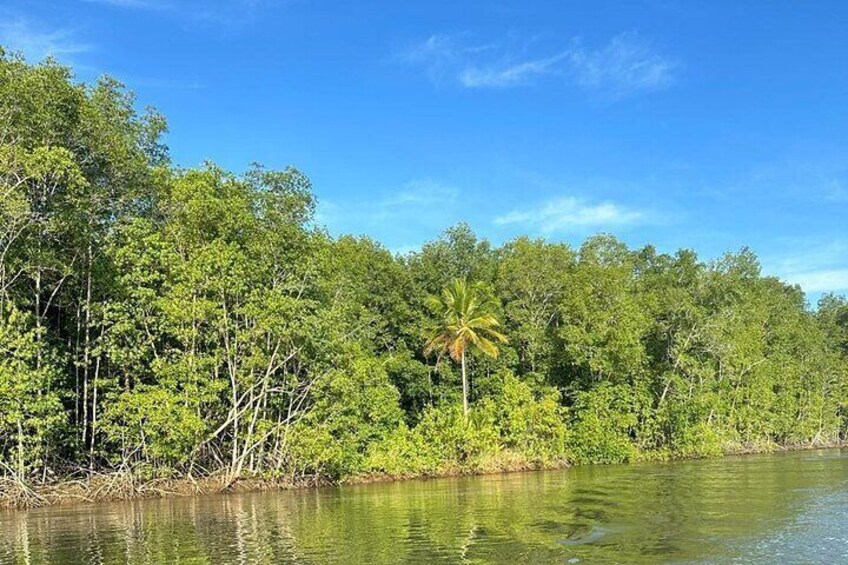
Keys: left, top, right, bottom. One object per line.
{"left": 2, "top": 49, "right": 848, "bottom": 487}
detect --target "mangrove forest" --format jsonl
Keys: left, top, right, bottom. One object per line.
{"left": 2, "top": 50, "right": 848, "bottom": 507}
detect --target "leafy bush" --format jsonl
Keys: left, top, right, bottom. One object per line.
{"left": 288, "top": 356, "right": 405, "bottom": 478}
{"left": 101, "top": 385, "right": 206, "bottom": 468}
{"left": 0, "top": 306, "right": 65, "bottom": 476}
{"left": 567, "top": 383, "right": 638, "bottom": 464}
{"left": 477, "top": 371, "right": 568, "bottom": 462}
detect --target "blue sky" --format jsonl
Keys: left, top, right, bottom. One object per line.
{"left": 2, "top": 1, "right": 847, "bottom": 301}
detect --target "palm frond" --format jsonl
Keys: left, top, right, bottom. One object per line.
{"left": 422, "top": 277, "right": 508, "bottom": 361}
{"left": 475, "top": 337, "right": 500, "bottom": 358}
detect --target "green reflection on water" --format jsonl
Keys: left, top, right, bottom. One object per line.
{"left": 2, "top": 449, "right": 847, "bottom": 564}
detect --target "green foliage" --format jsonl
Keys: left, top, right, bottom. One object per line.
{"left": 100, "top": 385, "right": 206, "bottom": 467}
{"left": 367, "top": 371, "right": 568, "bottom": 475}
{"left": 288, "top": 356, "right": 405, "bottom": 478}
{"left": 558, "top": 236, "right": 651, "bottom": 385}
{"left": 567, "top": 383, "right": 639, "bottom": 464}
{"left": 424, "top": 278, "right": 507, "bottom": 415}
{"left": 497, "top": 237, "right": 573, "bottom": 376}
{"left": 0, "top": 305, "right": 65, "bottom": 475}
{"left": 400, "top": 403, "right": 500, "bottom": 472}
{"left": 2, "top": 51, "right": 848, "bottom": 490}
{"left": 476, "top": 371, "right": 568, "bottom": 461}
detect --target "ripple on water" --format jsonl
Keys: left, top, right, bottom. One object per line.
{"left": 559, "top": 524, "right": 612, "bottom": 546}
{"left": 2, "top": 449, "right": 848, "bottom": 564}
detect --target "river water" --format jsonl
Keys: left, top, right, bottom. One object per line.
{"left": 2, "top": 449, "right": 848, "bottom": 564}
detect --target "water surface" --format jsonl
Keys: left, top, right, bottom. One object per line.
{"left": 2, "top": 449, "right": 848, "bottom": 564}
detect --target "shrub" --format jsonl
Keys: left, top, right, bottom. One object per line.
{"left": 567, "top": 382, "right": 638, "bottom": 464}
{"left": 287, "top": 356, "right": 405, "bottom": 478}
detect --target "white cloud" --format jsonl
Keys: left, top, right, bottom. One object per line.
{"left": 83, "top": 0, "right": 273, "bottom": 27}
{"left": 494, "top": 196, "right": 645, "bottom": 233}
{"left": 401, "top": 34, "right": 455, "bottom": 63}
{"left": 399, "top": 34, "right": 493, "bottom": 85}
{"left": 315, "top": 179, "right": 462, "bottom": 254}
{"left": 0, "top": 17, "right": 89, "bottom": 62}
{"left": 459, "top": 52, "right": 568, "bottom": 88}
{"left": 766, "top": 239, "right": 848, "bottom": 294}
{"left": 400, "top": 31, "right": 677, "bottom": 96}
{"left": 383, "top": 179, "right": 457, "bottom": 207}
{"left": 567, "top": 32, "right": 677, "bottom": 97}
{"left": 317, "top": 179, "right": 458, "bottom": 231}
{"left": 782, "top": 269, "right": 848, "bottom": 293}
{"left": 771, "top": 240, "right": 848, "bottom": 276}
{"left": 367, "top": 179, "right": 458, "bottom": 221}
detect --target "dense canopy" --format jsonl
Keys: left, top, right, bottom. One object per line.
{"left": 1, "top": 51, "right": 847, "bottom": 499}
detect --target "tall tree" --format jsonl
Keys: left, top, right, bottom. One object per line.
{"left": 424, "top": 279, "right": 507, "bottom": 416}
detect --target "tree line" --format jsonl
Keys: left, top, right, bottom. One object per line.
{"left": 2, "top": 50, "right": 848, "bottom": 494}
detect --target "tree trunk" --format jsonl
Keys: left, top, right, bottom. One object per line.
{"left": 82, "top": 250, "right": 92, "bottom": 449}
{"left": 35, "top": 270, "right": 41, "bottom": 371}
{"left": 16, "top": 419, "right": 25, "bottom": 477}
{"left": 90, "top": 355, "right": 101, "bottom": 456}
{"left": 461, "top": 350, "right": 469, "bottom": 417}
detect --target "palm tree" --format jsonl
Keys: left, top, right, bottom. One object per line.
{"left": 424, "top": 278, "right": 508, "bottom": 416}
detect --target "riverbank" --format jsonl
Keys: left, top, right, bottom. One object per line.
{"left": 7, "top": 446, "right": 848, "bottom": 565}
{"left": 0, "top": 453, "right": 569, "bottom": 511}
{"left": 3, "top": 440, "right": 844, "bottom": 512}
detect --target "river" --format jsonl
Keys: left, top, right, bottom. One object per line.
{"left": 2, "top": 449, "right": 847, "bottom": 564}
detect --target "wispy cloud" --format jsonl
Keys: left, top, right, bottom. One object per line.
{"left": 317, "top": 179, "right": 459, "bottom": 231}
{"left": 783, "top": 269, "right": 848, "bottom": 293}
{"left": 0, "top": 11, "right": 202, "bottom": 87}
{"left": 766, "top": 239, "right": 848, "bottom": 295}
{"left": 0, "top": 16, "right": 90, "bottom": 63}
{"left": 384, "top": 179, "right": 458, "bottom": 206}
{"left": 83, "top": 0, "right": 275, "bottom": 27}
{"left": 399, "top": 34, "right": 494, "bottom": 85}
{"left": 494, "top": 196, "right": 645, "bottom": 233}
{"left": 771, "top": 240, "right": 848, "bottom": 275}
{"left": 400, "top": 32, "right": 677, "bottom": 96}
{"left": 568, "top": 32, "right": 677, "bottom": 97}
{"left": 824, "top": 177, "right": 848, "bottom": 203}
{"left": 316, "top": 178, "right": 462, "bottom": 254}
{"left": 459, "top": 52, "right": 569, "bottom": 88}
{"left": 400, "top": 34, "right": 455, "bottom": 64}
{"left": 368, "top": 179, "right": 458, "bottom": 220}
{"left": 734, "top": 153, "right": 848, "bottom": 205}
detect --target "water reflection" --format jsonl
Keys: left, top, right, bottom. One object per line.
{"left": 1, "top": 450, "right": 847, "bottom": 564}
